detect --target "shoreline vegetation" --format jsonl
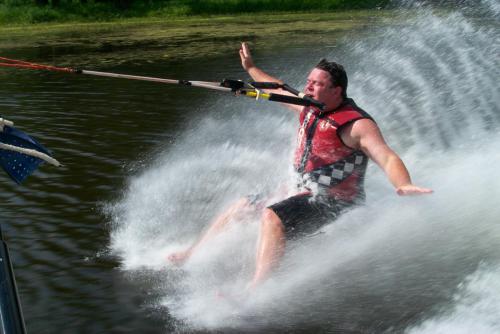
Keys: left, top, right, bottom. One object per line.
{"left": 0, "top": 10, "right": 393, "bottom": 66}
{"left": 0, "top": 2, "right": 397, "bottom": 66}
{"left": 0, "top": 0, "right": 389, "bottom": 25}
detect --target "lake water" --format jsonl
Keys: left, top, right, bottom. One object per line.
{"left": 0, "top": 1, "right": 499, "bottom": 333}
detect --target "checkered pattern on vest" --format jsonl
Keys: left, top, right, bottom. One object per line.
{"left": 302, "top": 151, "right": 367, "bottom": 188}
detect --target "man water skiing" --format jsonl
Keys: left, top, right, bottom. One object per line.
{"left": 168, "top": 42, "right": 432, "bottom": 290}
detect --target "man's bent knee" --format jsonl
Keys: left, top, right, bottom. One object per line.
{"left": 261, "top": 208, "right": 285, "bottom": 233}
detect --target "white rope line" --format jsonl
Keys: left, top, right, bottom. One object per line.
{"left": 255, "top": 88, "right": 262, "bottom": 100}
{"left": 81, "top": 70, "right": 180, "bottom": 84}
{"left": 0, "top": 142, "right": 61, "bottom": 167}
{"left": 0, "top": 118, "right": 14, "bottom": 130}
{"left": 80, "top": 71, "right": 232, "bottom": 92}
{"left": 189, "top": 81, "right": 232, "bottom": 92}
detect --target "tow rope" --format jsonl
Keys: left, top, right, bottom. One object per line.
{"left": 0, "top": 57, "right": 325, "bottom": 110}
{"left": 0, "top": 56, "right": 324, "bottom": 184}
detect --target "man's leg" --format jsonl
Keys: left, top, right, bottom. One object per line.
{"left": 247, "top": 208, "right": 286, "bottom": 290}
{"left": 167, "top": 198, "right": 253, "bottom": 265}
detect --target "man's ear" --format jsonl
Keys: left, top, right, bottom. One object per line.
{"left": 332, "top": 86, "right": 343, "bottom": 98}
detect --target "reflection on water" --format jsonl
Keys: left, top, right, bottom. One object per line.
{"left": 0, "top": 11, "right": 385, "bottom": 68}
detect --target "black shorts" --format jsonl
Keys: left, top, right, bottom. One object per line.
{"left": 268, "top": 193, "right": 353, "bottom": 239}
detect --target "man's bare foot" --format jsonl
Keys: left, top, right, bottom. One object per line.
{"left": 166, "top": 249, "right": 192, "bottom": 265}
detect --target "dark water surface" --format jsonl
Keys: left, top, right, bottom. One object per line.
{"left": 0, "top": 22, "right": 355, "bottom": 333}
{"left": 1, "top": 3, "right": 499, "bottom": 333}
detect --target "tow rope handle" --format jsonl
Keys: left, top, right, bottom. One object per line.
{"left": 220, "top": 79, "right": 325, "bottom": 110}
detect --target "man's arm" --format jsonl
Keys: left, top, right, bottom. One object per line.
{"left": 341, "top": 119, "right": 433, "bottom": 195}
{"left": 239, "top": 42, "right": 303, "bottom": 113}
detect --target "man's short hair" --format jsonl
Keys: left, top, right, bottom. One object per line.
{"left": 315, "top": 59, "right": 348, "bottom": 98}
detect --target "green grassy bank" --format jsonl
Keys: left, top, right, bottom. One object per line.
{"left": 0, "top": 0, "right": 389, "bottom": 25}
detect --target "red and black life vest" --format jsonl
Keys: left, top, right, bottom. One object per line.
{"left": 294, "top": 98, "right": 374, "bottom": 202}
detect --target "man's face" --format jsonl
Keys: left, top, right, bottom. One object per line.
{"left": 304, "top": 68, "right": 342, "bottom": 107}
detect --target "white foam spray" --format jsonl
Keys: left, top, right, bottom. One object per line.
{"left": 406, "top": 263, "right": 500, "bottom": 334}
{"left": 108, "top": 1, "right": 500, "bottom": 332}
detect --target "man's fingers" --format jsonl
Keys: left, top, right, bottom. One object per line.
{"left": 241, "top": 42, "right": 250, "bottom": 58}
{"left": 397, "top": 186, "right": 433, "bottom": 196}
